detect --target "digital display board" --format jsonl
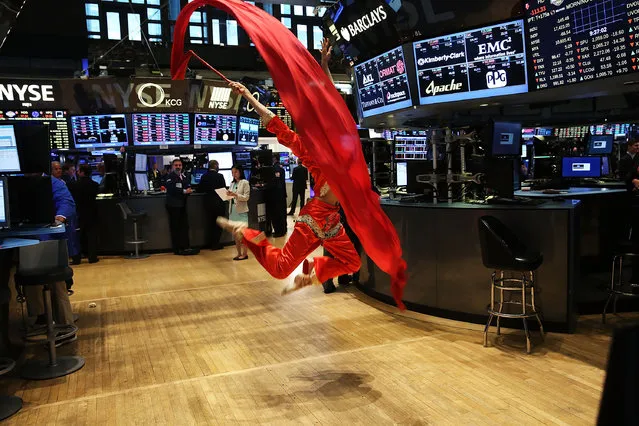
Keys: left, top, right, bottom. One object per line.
{"left": 238, "top": 116, "right": 259, "bottom": 146}
{"left": 0, "top": 110, "right": 70, "bottom": 150}
{"left": 413, "top": 19, "right": 528, "bottom": 105}
{"left": 71, "top": 114, "right": 129, "bottom": 149}
{"left": 132, "top": 113, "right": 190, "bottom": 146}
{"left": 394, "top": 136, "right": 429, "bottom": 160}
{"left": 555, "top": 126, "right": 590, "bottom": 138}
{"left": 194, "top": 114, "right": 237, "bottom": 145}
{"left": 526, "top": 0, "right": 634, "bottom": 90}
{"left": 259, "top": 107, "right": 293, "bottom": 131}
{"left": 354, "top": 46, "right": 413, "bottom": 118}
{"left": 589, "top": 123, "right": 630, "bottom": 136}
{"left": 0, "top": 125, "right": 21, "bottom": 172}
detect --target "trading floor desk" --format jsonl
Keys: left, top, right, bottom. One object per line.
{"left": 95, "top": 189, "right": 266, "bottom": 254}
{"left": 357, "top": 199, "right": 581, "bottom": 332}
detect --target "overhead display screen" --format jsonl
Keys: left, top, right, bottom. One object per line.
{"left": 526, "top": 0, "right": 633, "bottom": 90}
{"left": 132, "top": 113, "right": 190, "bottom": 146}
{"left": 237, "top": 116, "right": 259, "bottom": 146}
{"left": 413, "top": 19, "right": 528, "bottom": 105}
{"left": 0, "top": 110, "right": 70, "bottom": 150}
{"left": 71, "top": 114, "right": 129, "bottom": 149}
{"left": 354, "top": 46, "right": 412, "bottom": 118}
{"left": 194, "top": 114, "right": 237, "bottom": 145}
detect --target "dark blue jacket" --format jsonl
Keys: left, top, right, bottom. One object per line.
{"left": 165, "top": 171, "right": 191, "bottom": 208}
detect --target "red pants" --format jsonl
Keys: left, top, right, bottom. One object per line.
{"left": 242, "top": 198, "right": 361, "bottom": 283}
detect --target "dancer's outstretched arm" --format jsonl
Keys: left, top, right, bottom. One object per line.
{"left": 229, "top": 81, "right": 275, "bottom": 126}
{"left": 321, "top": 38, "right": 333, "bottom": 84}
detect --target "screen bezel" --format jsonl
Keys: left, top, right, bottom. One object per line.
{"left": 0, "top": 176, "right": 10, "bottom": 228}
{"left": 586, "top": 134, "right": 614, "bottom": 155}
{"left": 131, "top": 113, "right": 191, "bottom": 146}
{"left": 70, "top": 113, "right": 130, "bottom": 149}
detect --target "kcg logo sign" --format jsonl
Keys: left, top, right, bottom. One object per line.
{"left": 486, "top": 70, "right": 507, "bottom": 89}
{"left": 136, "top": 82, "right": 183, "bottom": 108}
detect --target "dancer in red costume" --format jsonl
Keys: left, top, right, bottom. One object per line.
{"left": 171, "top": 0, "right": 407, "bottom": 309}
{"left": 218, "top": 78, "right": 361, "bottom": 294}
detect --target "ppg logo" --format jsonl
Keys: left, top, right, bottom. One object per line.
{"left": 486, "top": 70, "right": 507, "bottom": 89}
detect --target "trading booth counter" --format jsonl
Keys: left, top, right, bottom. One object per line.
{"left": 358, "top": 199, "right": 581, "bottom": 332}
{"left": 515, "top": 187, "right": 626, "bottom": 198}
{"left": 95, "top": 188, "right": 266, "bottom": 254}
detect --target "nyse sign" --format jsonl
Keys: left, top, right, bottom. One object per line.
{"left": 0, "top": 82, "right": 59, "bottom": 108}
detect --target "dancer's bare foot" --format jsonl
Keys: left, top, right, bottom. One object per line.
{"left": 281, "top": 271, "right": 320, "bottom": 296}
{"left": 216, "top": 217, "right": 247, "bottom": 239}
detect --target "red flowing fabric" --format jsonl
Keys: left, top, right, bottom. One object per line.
{"left": 171, "top": 0, "right": 407, "bottom": 310}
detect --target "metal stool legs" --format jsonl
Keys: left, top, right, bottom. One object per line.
{"left": 125, "top": 220, "right": 149, "bottom": 260}
{"left": 483, "top": 270, "right": 544, "bottom": 354}
{"left": 0, "top": 358, "right": 22, "bottom": 421}
{"left": 21, "top": 285, "right": 85, "bottom": 380}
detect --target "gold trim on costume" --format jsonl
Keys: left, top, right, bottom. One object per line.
{"left": 295, "top": 215, "right": 342, "bottom": 240}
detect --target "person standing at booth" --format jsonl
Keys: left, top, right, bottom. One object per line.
{"left": 148, "top": 163, "right": 162, "bottom": 190}
{"left": 288, "top": 159, "right": 308, "bottom": 215}
{"left": 199, "top": 160, "right": 227, "bottom": 250}
{"left": 69, "top": 164, "right": 100, "bottom": 264}
{"left": 61, "top": 163, "right": 76, "bottom": 185}
{"left": 165, "top": 159, "right": 195, "bottom": 255}
{"left": 227, "top": 165, "right": 250, "bottom": 261}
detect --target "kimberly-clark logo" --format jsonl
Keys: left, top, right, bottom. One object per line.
{"left": 417, "top": 52, "right": 464, "bottom": 67}
{"left": 486, "top": 70, "right": 507, "bottom": 89}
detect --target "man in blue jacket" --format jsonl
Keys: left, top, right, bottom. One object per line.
{"left": 51, "top": 162, "right": 81, "bottom": 265}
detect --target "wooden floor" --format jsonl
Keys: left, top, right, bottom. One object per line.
{"left": 1, "top": 235, "right": 634, "bottom": 425}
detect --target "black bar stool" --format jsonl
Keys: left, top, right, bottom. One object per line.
{"left": 603, "top": 238, "right": 639, "bottom": 323}
{"left": 15, "top": 240, "right": 85, "bottom": 380}
{"left": 478, "top": 216, "right": 545, "bottom": 354}
{"left": 0, "top": 358, "right": 21, "bottom": 420}
{"left": 118, "top": 202, "right": 149, "bottom": 259}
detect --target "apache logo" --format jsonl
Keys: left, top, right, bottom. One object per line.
{"left": 477, "top": 38, "right": 512, "bottom": 56}
{"left": 425, "top": 79, "right": 463, "bottom": 96}
{"left": 136, "top": 83, "right": 183, "bottom": 108}
{"left": 0, "top": 84, "right": 55, "bottom": 103}
{"left": 386, "top": 90, "right": 406, "bottom": 102}
{"left": 339, "top": 5, "right": 388, "bottom": 42}
{"left": 486, "top": 70, "right": 507, "bottom": 89}
{"left": 362, "top": 74, "right": 374, "bottom": 86}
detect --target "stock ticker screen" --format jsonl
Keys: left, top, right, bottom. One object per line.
{"left": 194, "top": 114, "right": 237, "bottom": 145}
{"left": 132, "top": 113, "right": 190, "bottom": 146}
{"left": 237, "top": 116, "right": 259, "bottom": 146}
{"left": 526, "top": 0, "right": 636, "bottom": 90}
{"left": 71, "top": 114, "right": 129, "bottom": 149}
{"left": 0, "top": 110, "right": 71, "bottom": 150}
{"left": 413, "top": 19, "right": 528, "bottom": 105}
{"left": 354, "top": 46, "right": 413, "bottom": 118}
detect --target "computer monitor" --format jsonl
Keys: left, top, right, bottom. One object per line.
{"left": 190, "top": 168, "right": 207, "bottom": 185}
{"left": 135, "top": 153, "right": 148, "bottom": 172}
{"left": 561, "top": 157, "right": 601, "bottom": 178}
{"left": 586, "top": 134, "right": 614, "bottom": 155}
{"left": 484, "top": 157, "right": 520, "bottom": 198}
{"left": 134, "top": 173, "right": 149, "bottom": 191}
{"left": 0, "top": 125, "right": 21, "bottom": 172}
{"left": 208, "top": 152, "right": 233, "bottom": 169}
{"left": 233, "top": 151, "right": 252, "bottom": 169}
{"left": 8, "top": 175, "right": 54, "bottom": 225}
{"left": 486, "top": 121, "right": 522, "bottom": 157}
{"left": 396, "top": 162, "right": 407, "bottom": 187}
{"left": 0, "top": 177, "right": 9, "bottom": 228}
{"left": 220, "top": 169, "right": 232, "bottom": 186}
{"left": 92, "top": 174, "right": 102, "bottom": 185}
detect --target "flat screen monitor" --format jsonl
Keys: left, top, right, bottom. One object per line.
{"left": 354, "top": 45, "right": 413, "bottom": 118}
{"left": 278, "top": 152, "right": 289, "bottom": 166}
{"left": 396, "top": 162, "right": 407, "bottom": 187}
{"left": 0, "top": 125, "right": 21, "bottom": 172}
{"left": 208, "top": 152, "right": 233, "bottom": 169}
{"left": 521, "top": 144, "right": 527, "bottom": 158}
{"left": 190, "top": 168, "right": 207, "bottom": 185}
{"left": 395, "top": 135, "right": 429, "bottom": 160}
{"left": 0, "top": 177, "right": 9, "bottom": 228}
{"left": 237, "top": 116, "right": 259, "bottom": 146}
{"left": 194, "top": 114, "right": 237, "bottom": 145}
{"left": 587, "top": 134, "right": 614, "bottom": 155}
{"left": 134, "top": 173, "right": 149, "bottom": 191}
{"left": 526, "top": 0, "right": 635, "bottom": 90}
{"left": 562, "top": 157, "right": 601, "bottom": 178}
{"left": 92, "top": 174, "right": 102, "bottom": 185}
{"left": 0, "top": 110, "right": 71, "bottom": 150}
{"left": 490, "top": 122, "right": 522, "bottom": 156}
{"left": 220, "top": 169, "right": 232, "bottom": 186}
{"left": 413, "top": 19, "right": 528, "bottom": 105}
{"left": 132, "top": 113, "right": 190, "bottom": 146}
{"left": 406, "top": 161, "right": 433, "bottom": 194}
{"left": 134, "top": 153, "right": 147, "bottom": 172}
{"left": 8, "top": 175, "right": 54, "bottom": 225}
{"left": 71, "top": 114, "right": 129, "bottom": 149}
{"left": 233, "top": 151, "right": 252, "bottom": 169}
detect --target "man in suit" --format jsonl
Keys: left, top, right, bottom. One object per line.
{"left": 69, "top": 164, "right": 100, "bottom": 264}
{"left": 271, "top": 155, "right": 288, "bottom": 237}
{"left": 61, "top": 163, "right": 76, "bottom": 185}
{"left": 165, "top": 159, "right": 195, "bottom": 255}
{"left": 199, "top": 160, "right": 227, "bottom": 250}
{"left": 148, "top": 163, "right": 162, "bottom": 190}
{"left": 619, "top": 137, "right": 639, "bottom": 288}
{"left": 288, "top": 159, "right": 308, "bottom": 215}
{"left": 619, "top": 139, "right": 639, "bottom": 190}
